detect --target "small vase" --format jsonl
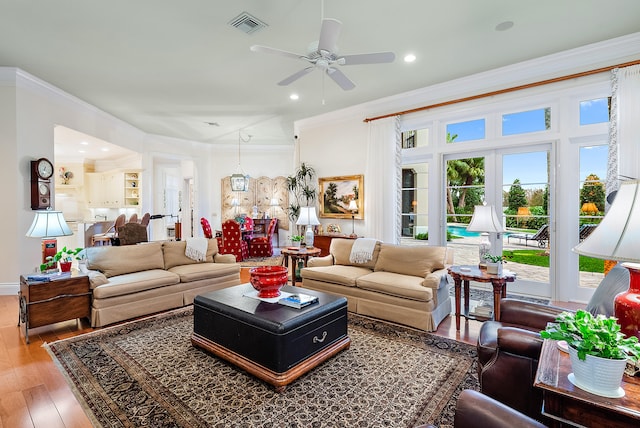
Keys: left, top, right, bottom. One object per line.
{"left": 59, "top": 261, "right": 72, "bottom": 273}
{"left": 486, "top": 262, "right": 502, "bottom": 275}
{"left": 567, "top": 346, "right": 626, "bottom": 398}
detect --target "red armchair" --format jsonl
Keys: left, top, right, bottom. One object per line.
{"left": 249, "top": 218, "right": 277, "bottom": 257}
{"left": 243, "top": 217, "right": 254, "bottom": 240}
{"left": 220, "top": 219, "right": 248, "bottom": 262}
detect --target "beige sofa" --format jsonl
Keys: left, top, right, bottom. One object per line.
{"left": 300, "top": 239, "right": 452, "bottom": 331}
{"left": 84, "top": 239, "right": 240, "bottom": 327}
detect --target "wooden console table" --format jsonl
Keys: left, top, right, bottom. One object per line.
{"left": 534, "top": 339, "right": 640, "bottom": 427}
{"left": 313, "top": 234, "right": 355, "bottom": 257}
{"left": 447, "top": 265, "right": 516, "bottom": 331}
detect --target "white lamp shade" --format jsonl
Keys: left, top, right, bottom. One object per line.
{"left": 296, "top": 206, "right": 320, "bottom": 226}
{"left": 573, "top": 180, "right": 640, "bottom": 263}
{"left": 26, "top": 210, "right": 72, "bottom": 238}
{"left": 270, "top": 198, "right": 279, "bottom": 206}
{"left": 348, "top": 200, "right": 358, "bottom": 211}
{"left": 466, "top": 205, "right": 504, "bottom": 233}
{"left": 231, "top": 198, "right": 240, "bottom": 207}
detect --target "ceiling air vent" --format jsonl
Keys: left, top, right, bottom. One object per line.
{"left": 229, "top": 12, "right": 268, "bottom": 35}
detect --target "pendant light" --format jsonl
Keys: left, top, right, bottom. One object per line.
{"left": 230, "top": 130, "right": 251, "bottom": 192}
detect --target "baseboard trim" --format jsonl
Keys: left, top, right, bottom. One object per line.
{"left": 0, "top": 283, "right": 19, "bottom": 296}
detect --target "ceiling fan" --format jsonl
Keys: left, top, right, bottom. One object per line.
{"left": 250, "top": 18, "right": 395, "bottom": 91}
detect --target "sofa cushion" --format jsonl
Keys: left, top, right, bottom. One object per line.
{"left": 301, "top": 265, "right": 373, "bottom": 287}
{"left": 92, "top": 269, "right": 180, "bottom": 299}
{"left": 330, "top": 238, "right": 381, "bottom": 269}
{"left": 356, "top": 271, "right": 434, "bottom": 302}
{"left": 168, "top": 262, "right": 240, "bottom": 283}
{"left": 374, "top": 244, "right": 447, "bottom": 277}
{"left": 162, "top": 239, "right": 218, "bottom": 270}
{"left": 85, "top": 242, "right": 165, "bottom": 277}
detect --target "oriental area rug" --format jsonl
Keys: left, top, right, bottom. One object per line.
{"left": 46, "top": 308, "right": 479, "bottom": 428}
{"left": 240, "top": 254, "right": 284, "bottom": 267}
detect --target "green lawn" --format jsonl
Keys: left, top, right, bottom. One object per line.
{"left": 503, "top": 249, "right": 604, "bottom": 273}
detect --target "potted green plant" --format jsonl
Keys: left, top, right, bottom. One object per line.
{"left": 43, "top": 246, "right": 84, "bottom": 273}
{"left": 482, "top": 254, "right": 505, "bottom": 274}
{"left": 541, "top": 310, "right": 640, "bottom": 397}
{"left": 289, "top": 235, "right": 303, "bottom": 248}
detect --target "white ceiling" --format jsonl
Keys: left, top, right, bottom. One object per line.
{"left": 3, "top": 0, "right": 640, "bottom": 155}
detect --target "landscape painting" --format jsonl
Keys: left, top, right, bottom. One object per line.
{"left": 319, "top": 175, "right": 364, "bottom": 219}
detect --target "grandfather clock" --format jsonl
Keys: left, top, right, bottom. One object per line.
{"left": 30, "top": 157, "right": 54, "bottom": 210}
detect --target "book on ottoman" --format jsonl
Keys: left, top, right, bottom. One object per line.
{"left": 278, "top": 293, "right": 318, "bottom": 309}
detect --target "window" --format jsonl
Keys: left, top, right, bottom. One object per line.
{"left": 502, "top": 107, "right": 550, "bottom": 136}
{"left": 446, "top": 119, "right": 485, "bottom": 142}
{"left": 401, "top": 164, "right": 428, "bottom": 240}
{"left": 579, "top": 97, "right": 610, "bottom": 125}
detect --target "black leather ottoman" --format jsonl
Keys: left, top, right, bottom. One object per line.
{"left": 192, "top": 283, "right": 350, "bottom": 392}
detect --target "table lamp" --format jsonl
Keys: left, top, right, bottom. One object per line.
{"left": 26, "top": 210, "right": 73, "bottom": 265}
{"left": 270, "top": 197, "right": 279, "bottom": 219}
{"left": 466, "top": 204, "right": 504, "bottom": 268}
{"left": 573, "top": 179, "right": 640, "bottom": 339}
{"left": 296, "top": 206, "right": 320, "bottom": 248}
{"left": 348, "top": 200, "right": 358, "bottom": 238}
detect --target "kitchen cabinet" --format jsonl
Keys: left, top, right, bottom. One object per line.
{"left": 86, "top": 170, "right": 139, "bottom": 208}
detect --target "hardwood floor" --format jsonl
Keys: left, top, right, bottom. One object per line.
{"left": 0, "top": 269, "right": 582, "bottom": 427}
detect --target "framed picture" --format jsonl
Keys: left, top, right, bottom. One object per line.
{"left": 319, "top": 175, "right": 364, "bottom": 219}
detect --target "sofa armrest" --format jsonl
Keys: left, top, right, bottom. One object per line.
{"left": 214, "top": 253, "right": 237, "bottom": 264}
{"left": 499, "top": 298, "right": 567, "bottom": 330}
{"left": 422, "top": 267, "right": 449, "bottom": 290}
{"left": 307, "top": 254, "right": 334, "bottom": 267}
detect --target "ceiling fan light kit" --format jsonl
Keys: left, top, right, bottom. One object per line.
{"left": 250, "top": 17, "right": 395, "bottom": 91}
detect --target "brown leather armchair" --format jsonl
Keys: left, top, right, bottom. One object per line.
{"left": 415, "top": 389, "right": 547, "bottom": 428}
{"left": 477, "top": 298, "right": 567, "bottom": 421}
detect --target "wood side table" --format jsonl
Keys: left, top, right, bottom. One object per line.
{"left": 18, "top": 273, "right": 91, "bottom": 343}
{"left": 281, "top": 247, "right": 321, "bottom": 286}
{"left": 447, "top": 265, "right": 516, "bottom": 331}
{"left": 534, "top": 339, "right": 640, "bottom": 427}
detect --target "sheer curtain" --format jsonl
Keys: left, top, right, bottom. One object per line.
{"left": 366, "top": 116, "right": 401, "bottom": 243}
{"left": 608, "top": 64, "right": 640, "bottom": 208}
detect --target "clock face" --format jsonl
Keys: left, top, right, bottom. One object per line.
{"left": 37, "top": 158, "right": 53, "bottom": 179}
{"left": 39, "top": 183, "right": 49, "bottom": 195}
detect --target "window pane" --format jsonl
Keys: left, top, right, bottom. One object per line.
{"left": 401, "top": 164, "right": 428, "bottom": 240}
{"left": 402, "top": 128, "right": 429, "bottom": 148}
{"left": 580, "top": 97, "right": 610, "bottom": 125}
{"left": 446, "top": 119, "right": 485, "bottom": 142}
{"left": 502, "top": 108, "right": 550, "bottom": 136}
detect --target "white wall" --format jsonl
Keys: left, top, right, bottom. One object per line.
{"left": 1, "top": 68, "right": 295, "bottom": 294}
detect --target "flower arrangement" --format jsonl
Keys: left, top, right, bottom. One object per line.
{"left": 40, "top": 247, "right": 84, "bottom": 272}
{"left": 59, "top": 167, "right": 74, "bottom": 184}
{"left": 289, "top": 235, "right": 303, "bottom": 242}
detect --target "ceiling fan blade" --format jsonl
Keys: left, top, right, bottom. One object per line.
{"left": 326, "top": 68, "right": 355, "bottom": 91}
{"left": 339, "top": 52, "right": 396, "bottom": 65}
{"left": 318, "top": 18, "right": 342, "bottom": 53}
{"left": 278, "top": 67, "right": 315, "bottom": 86}
{"left": 250, "top": 45, "right": 306, "bottom": 61}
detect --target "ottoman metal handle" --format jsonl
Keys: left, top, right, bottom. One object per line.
{"left": 313, "top": 331, "right": 327, "bottom": 343}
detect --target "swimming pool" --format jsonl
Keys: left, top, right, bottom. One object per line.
{"left": 447, "top": 225, "right": 512, "bottom": 237}
{"left": 447, "top": 225, "right": 480, "bottom": 237}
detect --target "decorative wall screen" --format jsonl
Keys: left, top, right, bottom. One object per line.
{"left": 221, "top": 176, "right": 290, "bottom": 230}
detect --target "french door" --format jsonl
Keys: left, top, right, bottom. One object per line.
{"left": 444, "top": 144, "right": 553, "bottom": 299}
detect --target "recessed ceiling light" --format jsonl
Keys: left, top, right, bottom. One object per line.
{"left": 80, "top": 141, "right": 89, "bottom": 145}
{"left": 404, "top": 54, "right": 416, "bottom": 63}
{"left": 290, "top": 93, "right": 299, "bottom": 100}
{"left": 101, "top": 147, "right": 110, "bottom": 152}
{"left": 495, "top": 21, "right": 514, "bottom": 31}
{"left": 78, "top": 150, "right": 86, "bottom": 153}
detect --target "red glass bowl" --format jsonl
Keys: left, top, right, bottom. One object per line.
{"left": 249, "top": 265, "right": 289, "bottom": 298}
